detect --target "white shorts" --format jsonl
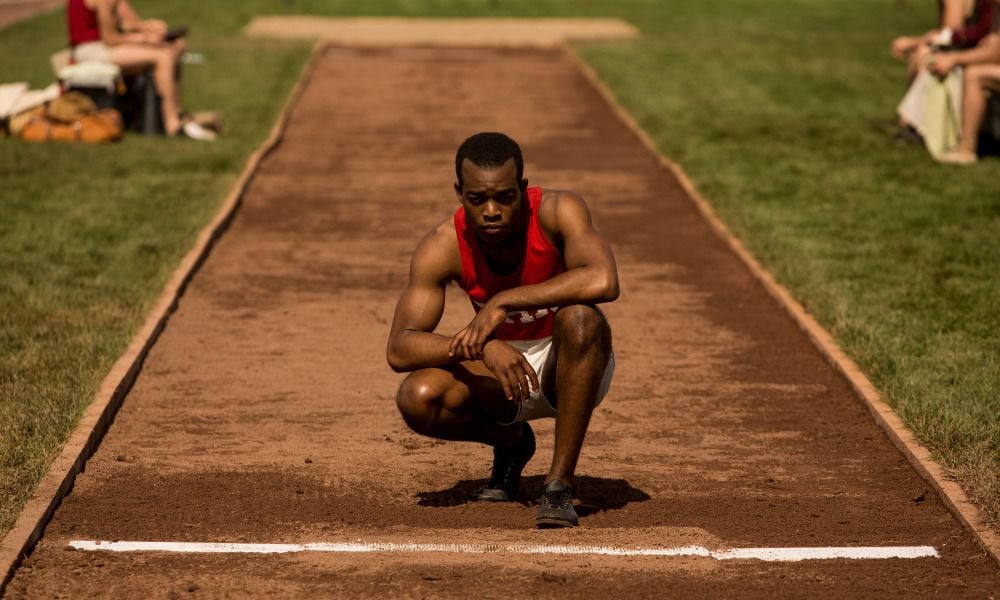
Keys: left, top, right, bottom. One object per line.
{"left": 498, "top": 336, "right": 615, "bottom": 425}
{"left": 72, "top": 41, "right": 112, "bottom": 64}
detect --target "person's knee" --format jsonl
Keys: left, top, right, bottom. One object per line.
{"left": 966, "top": 66, "right": 995, "bottom": 92}
{"left": 395, "top": 374, "right": 442, "bottom": 433}
{"left": 966, "top": 65, "right": 985, "bottom": 83}
{"left": 155, "top": 48, "right": 176, "bottom": 69}
{"left": 554, "top": 305, "right": 609, "bottom": 354}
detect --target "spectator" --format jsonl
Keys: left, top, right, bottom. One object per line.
{"left": 891, "top": 0, "right": 993, "bottom": 83}
{"left": 892, "top": 0, "right": 995, "bottom": 151}
{"left": 929, "top": 32, "right": 1000, "bottom": 164}
{"left": 68, "top": 0, "right": 214, "bottom": 140}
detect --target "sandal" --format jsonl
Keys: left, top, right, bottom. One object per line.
{"left": 935, "top": 149, "right": 977, "bottom": 165}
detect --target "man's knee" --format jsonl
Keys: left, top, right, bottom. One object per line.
{"left": 395, "top": 373, "right": 443, "bottom": 433}
{"left": 553, "top": 305, "right": 610, "bottom": 353}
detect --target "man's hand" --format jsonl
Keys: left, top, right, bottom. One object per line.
{"left": 481, "top": 340, "right": 539, "bottom": 405}
{"left": 448, "top": 301, "right": 507, "bottom": 360}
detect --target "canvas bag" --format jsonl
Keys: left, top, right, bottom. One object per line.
{"left": 897, "top": 68, "right": 964, "bottom": 159}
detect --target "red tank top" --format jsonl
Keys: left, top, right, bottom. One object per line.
{"left": 68, "top": 0, "right": 101, "bottom": 47}
{"left": 454, "top": 187, "right": 565, "bottom": 341}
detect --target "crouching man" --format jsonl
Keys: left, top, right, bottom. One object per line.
{"left": 386, "top": 132, "right": 619, "bottom": 528}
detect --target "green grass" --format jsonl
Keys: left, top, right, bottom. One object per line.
{"left": 1, "top": 0, "right": 997, "bottom": 539}
{"left": 0, "top": 6, "right": 311, "bottom": 535}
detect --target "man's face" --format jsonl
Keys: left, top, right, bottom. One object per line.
{"left": 455, "top": 158, "right": 527, "bottom": 244}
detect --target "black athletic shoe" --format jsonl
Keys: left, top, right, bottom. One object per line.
{"left": 475, "top": 423, "right": 535, "bottom": 502}
{"left": 535, "top": 479, "right": 578, "bottom": 528}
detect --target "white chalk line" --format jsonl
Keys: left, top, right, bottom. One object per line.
{"left": 68, "top": 540, "right": 939, "bottom": 562}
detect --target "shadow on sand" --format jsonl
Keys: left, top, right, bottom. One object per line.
{"left": 416, "top": 475, "right": 650, "bottom": 516}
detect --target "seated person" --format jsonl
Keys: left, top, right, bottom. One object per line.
{"left": 929, "top": 32, "right": 1000, "bottom": 164}
{"left": 890, "top": 0, "right": 994, "bottom": 146}
{"left": 67, "top": 0, "right": 214, "bottom": 140}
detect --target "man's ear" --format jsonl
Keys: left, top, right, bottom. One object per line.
{"left": 454, "top": 181, "right": 463, "bottom": 200}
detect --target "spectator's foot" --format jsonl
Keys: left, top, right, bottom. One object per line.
{"left": 936, "top": 149, "right": 977, "bottom": 165}
{"left": 892, "top": 124, "right": 923, "bottom": 145}
{"left": 173, "top": 120, "right": 216, "bottom": 142}
{"left": 869, "top": 116, "right": 903, "bottom": 133}
{"left": 181, "top": 110, "right": 223, "bottom": 133}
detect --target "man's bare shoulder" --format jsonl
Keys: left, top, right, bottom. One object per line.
{"left": 410, "top": 215, "right": 462, "bottom": 282}
{"left": 537, "top": 188, "right": 590, "bottom": 234}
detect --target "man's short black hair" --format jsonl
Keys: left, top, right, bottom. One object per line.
{"left": 455, "top": 132, "right": 524, "bottom": 189}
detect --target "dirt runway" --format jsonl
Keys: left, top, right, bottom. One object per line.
{"left": 7, "top": 46, "right": 1000, "bottom": 597}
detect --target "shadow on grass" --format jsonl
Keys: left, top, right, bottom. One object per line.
{"left": 416, "top": 475, "right": 650, "bottom": 515}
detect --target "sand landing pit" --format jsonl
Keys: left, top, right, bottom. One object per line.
{"left": 244, "top": 16, "right": 639, "bottom": 47}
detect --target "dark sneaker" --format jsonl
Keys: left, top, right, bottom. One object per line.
{"left": 892, "top": 124, "right": 924, "bottom": 146}
{"left": 535, "top": 480, "right": 578, "bottom": 528}
{"left": 475, "top": 423, "right": 535, "bottom": 502}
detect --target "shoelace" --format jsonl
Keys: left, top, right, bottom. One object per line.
{"left": 541, "top": 488, "right": 572, "bottom": 509}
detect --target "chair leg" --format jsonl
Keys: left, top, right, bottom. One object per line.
{"left": 141, "top": 71, "right": 165, "bottom": 135}
{"left": 117, "top": 71, "right": 165, "bottom": 135}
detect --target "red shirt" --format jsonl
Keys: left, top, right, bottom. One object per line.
{"left": 68, "top": 0, "right": 101, "bottom": 47}
{"left": 952, "top": 0, "right": 995, "bottom": 48}
{"left": 454, "top": 187, "right": 566, "bottom": 341}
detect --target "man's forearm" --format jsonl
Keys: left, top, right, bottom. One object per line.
{"left": 490, "top": 266, "right": 618, "bottom": 313}
{"left": 387, "top": 330, "right": 459, "bottom": 372}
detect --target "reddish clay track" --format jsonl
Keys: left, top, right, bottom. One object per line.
{"left": 7, "top": 47, "right": 1000, "bottom": 597}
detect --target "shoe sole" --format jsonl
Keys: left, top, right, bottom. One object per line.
{"left": 535, "top": 517, "right": 578, "bottom": 528}
{"left": 475, "top": 488, "right": 513, "bottom": 502}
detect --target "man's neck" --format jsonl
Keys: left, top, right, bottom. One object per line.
{"left": 477, "top": 232, "right": 526, "bottom": 277}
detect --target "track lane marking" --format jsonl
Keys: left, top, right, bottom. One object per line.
{"left": 68, "top": 540, "right": 939, "bottom": 561}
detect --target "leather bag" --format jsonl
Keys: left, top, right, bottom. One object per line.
{"left": 20, "top": 107, "right": 123, "bottom": 143}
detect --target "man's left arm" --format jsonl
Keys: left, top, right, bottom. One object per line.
{"left": 448, "top": 191, "right": 619, "bottom": 359}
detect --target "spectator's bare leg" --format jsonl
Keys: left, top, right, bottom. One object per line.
{"left": 109, "top": 44, "right": 183, "bottom": 135}
{"left": 959, "top": 65, "right": 1000, "bottom": 154}
{"left": 170, "top": 39, "right": 186, "bottom": 108}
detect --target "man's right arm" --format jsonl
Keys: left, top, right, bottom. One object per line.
{"left": 386, "top": 224, "right": 463, "bottom": 372}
